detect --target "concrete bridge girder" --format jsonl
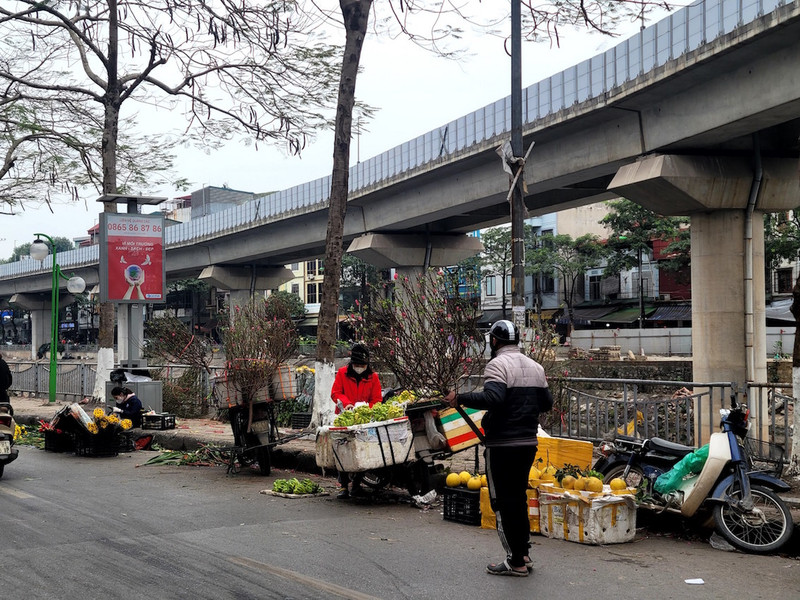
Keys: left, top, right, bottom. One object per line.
{"left": 608, "top": 155, "right": 800, "bottom": 216}
{"left": 346, "top": 233, "right": 484, "bottom": 269}
{"left": 198, "top": 265, "right": 294, "bottom": 292}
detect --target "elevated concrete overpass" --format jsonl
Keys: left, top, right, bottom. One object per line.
{"left": 2, "top": 0, "right": 800, "bottom": 390}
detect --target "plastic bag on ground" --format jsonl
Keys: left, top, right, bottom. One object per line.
{"left": 654, "top": 444, "right": 710, "bottom": 494}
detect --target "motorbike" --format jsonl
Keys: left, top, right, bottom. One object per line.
{"left": 0, "top": 402, "right": 19, "bottom": 479}
{"left": 593, "top": 393, "right": 794, "bottom": 554}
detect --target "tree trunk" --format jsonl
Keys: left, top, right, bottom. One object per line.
{"left": 788, "top": 276, "right": 800, "bottom": 475}
{"left": 316, "top": 0, "right": 372, "bottom": 365}
{"left": 312, "top": 0, "right": 372, "bottom": 427}
{"left": 91, "top": 1, "right": 121, "bottom": 400}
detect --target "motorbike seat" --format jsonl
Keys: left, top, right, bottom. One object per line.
{"left": 649, "top": 437, "right": 695, "bottom": 457}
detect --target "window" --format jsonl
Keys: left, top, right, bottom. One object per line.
{"left": 776, "top": 268, "right": 794, "bottom": 294}
{"left": 589, "top": 275, "right": 602, "bottom": 300}
{"left": 505, "top": 274, "right": 512, "bottom": 294}
{"left": 291, "top": 263, "right": 299, "bottom": 271}
{"left": 486, "top": 276, "right": 496, "bottom": 296}
{"left": 306, "top": 259, "right": 324, "bottom": 277}
{"left": 540, "top": 275, "right": 555, "bottom": 293}
{"left": 291, "top": 283, "right": 299, "bottom": 295}
{"left": 306, "top": 282, "right": 320, "bottom": 304}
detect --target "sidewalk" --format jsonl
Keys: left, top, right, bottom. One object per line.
{"left": 9, "top": 395, "right": 483, "bottom": 477}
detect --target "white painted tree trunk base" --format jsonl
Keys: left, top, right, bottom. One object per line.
{"left": 311, "top": 361, "right": 336, "bottom": 428}
{"left": 91, "top": 347, "right": 115, "bottom": 401}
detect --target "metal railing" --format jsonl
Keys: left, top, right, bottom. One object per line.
{"left": 546, "top": 377, "right": 792, "bottom": 462}
{"left": 9, "top": 363, "right": 793, "bottom": 463}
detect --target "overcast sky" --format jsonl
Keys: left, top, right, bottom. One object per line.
{"left": 0, "top": 8, "right": 660, "bottom": 259}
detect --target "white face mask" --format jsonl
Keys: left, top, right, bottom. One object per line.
{"left": 352, "top": 365, "right": 367, "bottom": 374}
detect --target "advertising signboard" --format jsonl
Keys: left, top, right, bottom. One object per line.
{"left": 99, "top": 213, "right": 165, "bottom": 303}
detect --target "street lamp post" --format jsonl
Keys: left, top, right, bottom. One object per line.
{"left": 30, "top": 234, "right": 86, "bottom": 403}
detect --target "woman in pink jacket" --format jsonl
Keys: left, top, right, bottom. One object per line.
{"left": 330, "top": 342, "right": 382, "bottom": 498}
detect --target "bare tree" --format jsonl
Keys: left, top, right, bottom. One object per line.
{"left": 0, "top": 0, "right": 340, "bottom": 397}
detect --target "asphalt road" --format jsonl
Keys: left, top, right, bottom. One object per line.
{"left": 1, "top": 446, "right": 798, "bottom": 600}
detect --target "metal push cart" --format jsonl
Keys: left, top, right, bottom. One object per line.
{"left": 212, "top": 373, "right": 308, "bottom": 476}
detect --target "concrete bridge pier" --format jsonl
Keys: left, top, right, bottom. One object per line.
{"left": 8, "top": 293, "right": 77, "bottom": 359}
{"left": 610, "top": 153, "right": 799, "bottom": 443}
{"left": 347, "top": 233, "right": 484, "bottom": 306}
{"left": 198, "top": 265, "right": 294, "bottom": 321}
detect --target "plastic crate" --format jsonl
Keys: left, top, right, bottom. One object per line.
{"left": 142, "top": 413, "right": 176, "bottom": 430}
{"left": 118, "top": 431, "right": 136, "bottom": 453}
{"left": 44, "top": 431, "right": 74, "bottom": 453}
{"left": 443, "top": 487, "right": 481, "bottom": 526}
{"left": 291, "top": 412, "right": 312, "bottom": 429}
{"left": 73, "top": 432, "right": 119, "bottom": 458}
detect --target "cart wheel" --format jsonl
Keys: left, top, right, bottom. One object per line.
{"left": 256, "top": 446, "right": 271, "bottom": 476}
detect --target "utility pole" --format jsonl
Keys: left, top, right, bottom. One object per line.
{"left": 510, "top": 0, "right": 526, "bottom": 331}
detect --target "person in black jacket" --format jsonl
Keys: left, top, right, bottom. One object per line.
{"left": 0, "top": 352, "right": 12, "bottom": 414}
{"left": 111, "top": 386, "right": 143, "bottom": 428}
{"left": 445, "top": 320, "right": 552, "bottom": 577}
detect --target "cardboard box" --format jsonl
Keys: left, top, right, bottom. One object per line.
{"left": 329, "top": 417, "right": 413, "bottom": 472}
{"left": 536, "top": 436, "right": 594, "bottom": 470}
{"left": 480, "top": 486, "right": 540, "bottom": 533}
{"left": 437, "top": 407, "right": 486, "bottom": 452}
{"left": 538, "top": 489, "right": 637, "bottom": 545}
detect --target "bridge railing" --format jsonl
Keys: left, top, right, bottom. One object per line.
{"left": 0, "top": 0, "right": 792, "bottom": 279}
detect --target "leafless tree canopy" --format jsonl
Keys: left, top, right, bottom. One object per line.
{"left": 0, "top": 0, "right": 341, "bottom": 212}
{"left": 351, "top": 269, "right": 486, "bottom": 396}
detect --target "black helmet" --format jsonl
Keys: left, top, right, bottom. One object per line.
{"left": 350, "top": 342, "right": 369, "bottom": 365}
{"left": 489, "top": 320, "right": 519, "bottom": 345}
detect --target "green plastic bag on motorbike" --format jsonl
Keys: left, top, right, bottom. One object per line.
{"left": 653, "top": 444, "right": 710, "bottom": 495}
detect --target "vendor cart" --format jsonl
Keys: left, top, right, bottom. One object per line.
{"left": 213, "top": 376, "right": 308, "bottom": 476}
{"left": 317, "top": 398, "right": 483, "bottom": 495}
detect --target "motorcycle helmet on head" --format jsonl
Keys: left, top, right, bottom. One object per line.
{"left": 489, "top": 320, "right": 519, "bottom": 347}
{"left": 350, "top": 342, "right": 369, "bottom": 365}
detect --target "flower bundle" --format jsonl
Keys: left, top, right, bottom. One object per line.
{"left": 87, "top": 407, "right": 132, "bottom": 434}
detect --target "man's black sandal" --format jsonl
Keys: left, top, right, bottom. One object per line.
{"left": 486, "top": 559, "right": 528, "bottom": 577}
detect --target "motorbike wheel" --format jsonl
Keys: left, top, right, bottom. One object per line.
{"left": 0, "top": 463, "right": 4, "bottom": 479}
{"left": 713, "top": 484, "right": 794, "bottom": 554}
{"left": 360, "top": 469, "right": 391, "bottom": 493}
{"left": 601, "top": 463, "right": 645, "bottom": 488}
{"left": 255, "top": 446, "right": 271, "bottom": 476}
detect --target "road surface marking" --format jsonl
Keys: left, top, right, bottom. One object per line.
{"left": 0, "top": 486, "right": 34, "bottom": 499}
{"left": 230, "top": 556, "right": 382, "bottom": 600}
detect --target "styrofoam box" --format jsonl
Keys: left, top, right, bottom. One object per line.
{"left": 329, "top": 417, "right": 413, "bottom": 472}
{"left": 539, "top": 490, "right": 637, "bottom": 545}
{"left": 315, "top": 426, "right": 337, "bottom": 468}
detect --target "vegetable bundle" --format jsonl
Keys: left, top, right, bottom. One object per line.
{"left": 272, "top": 478, "right": 322, "bottom": 495}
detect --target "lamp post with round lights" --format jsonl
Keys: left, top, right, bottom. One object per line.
{"left": 30, "top": 234, "right": 86, "bottom": 403}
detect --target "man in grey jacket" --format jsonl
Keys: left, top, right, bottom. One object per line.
{"left": 445, "top": 320, "right": 552, "bottom": 577}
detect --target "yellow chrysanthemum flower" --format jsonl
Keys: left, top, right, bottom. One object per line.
{"left": 99, "top": 419, "right": 109, "bottom": 429}
{"left": 107, "top": 414, "right": 120, "bottom": 425}
{"left": 87, "top": 422, "right": 98, "bottom": 434}
{"left": 93, "top": 408, "right": 105, "bottom": 419}
{"left": 120, "top": 419, "right": 133, "bottom": 430}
